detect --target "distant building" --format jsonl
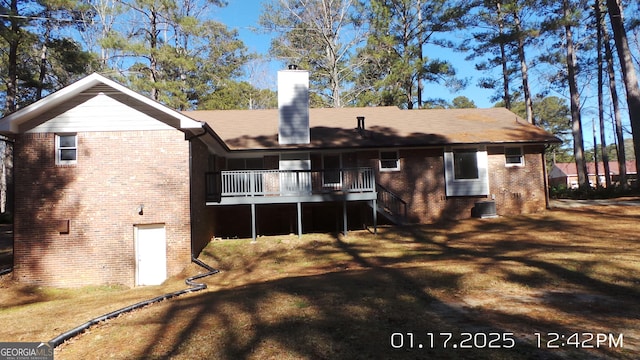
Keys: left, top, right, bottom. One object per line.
{"left": 549, "top": 161, "right": 638, "bottom": 189}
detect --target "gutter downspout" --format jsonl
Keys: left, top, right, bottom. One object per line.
{"left": 185, "top": 123, "right": 208, "bottom": 260}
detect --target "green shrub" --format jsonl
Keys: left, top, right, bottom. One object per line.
{"left": 549, "top": 184, "right": 639, "bottom": 199}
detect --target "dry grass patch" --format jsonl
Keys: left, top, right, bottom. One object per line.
{"left": 0, "top": 266, "right": 201, "bottom": 342}
{"left": 1, "top": 205, "right": 639, "bottom": 359}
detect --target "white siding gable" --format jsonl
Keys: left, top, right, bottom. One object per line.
{"left": 27, "top": 93, "right": 174, "bottom": 133}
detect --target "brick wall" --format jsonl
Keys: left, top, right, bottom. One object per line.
{"left": 189, "top": 137, "right": 217, "bottom": 257}
{"left": 373, "top": 146, "right": 547, "bottom": 223}
{"left": 14, "top": 130, "right": 192, "bottom": 287}
{"left": 487, "top": 145, "right": 547, "bottom": 216}
{"left": 207, "top": 145, "right": 548, "bottom": 237}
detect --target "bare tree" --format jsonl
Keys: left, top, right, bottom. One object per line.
{"left": 260, "top": 0, "right": 366, "bottom": 107}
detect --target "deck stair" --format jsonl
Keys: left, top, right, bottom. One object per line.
{"left": 375, "top": 184, "right": 407, "bottom": 225}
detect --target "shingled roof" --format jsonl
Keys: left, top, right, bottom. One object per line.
{"left": 184, "top": 106, "right": 560, "bottom": 151}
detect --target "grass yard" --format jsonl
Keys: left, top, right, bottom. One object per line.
{"left": 1, "top": 205, "right": 639, "bottom": 359}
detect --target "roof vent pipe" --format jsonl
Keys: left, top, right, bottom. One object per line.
{"left": 357, "top": 116, "right": 365, "bottom": 130}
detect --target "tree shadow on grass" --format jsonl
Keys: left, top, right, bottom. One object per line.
{"left": 130, "top": 218, "right": 637, "bottom": 359}
{"left": 61, "top": 206, "right": 639, "bottom": 359}
{"left": 138, "top": 268, "right": 554, "bottom": 359}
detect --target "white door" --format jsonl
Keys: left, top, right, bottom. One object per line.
{"left": 279, "top": 153, "right": 311, "bottom": 194}
{"left": 135, "top": 224, "right": 167, "bottom": 286}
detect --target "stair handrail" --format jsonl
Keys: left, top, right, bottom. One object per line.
{"left": 375, "top": 183, "right": 407, "bottom": 221}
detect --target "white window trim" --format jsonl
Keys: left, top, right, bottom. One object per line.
{"left": 444, "top": 147, "right": 489, "bottom": 197}
{"left": 505, "top": 146, "right": 525, "bottom": 167}
{"left": 379, "top": 150, "right": 400, "bottom": 172}
{"left": 55, "top": 133, "right": 77, "bottom": 165}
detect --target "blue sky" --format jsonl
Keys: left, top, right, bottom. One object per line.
{"left": 214, "top": 0, "right": 498, "bottom": 108}
{"left": 214, "top": 1, "right": 272, "bottom": 54}
{"left": 211, "top": 1, "right": 636, "bottom": 152}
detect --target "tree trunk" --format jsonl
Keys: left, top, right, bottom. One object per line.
{"left": 606, "top": 0, "right": 640, "bottom": 189}
{"left": 4, "top": 0, "right": 19, "bottom": 113}
{"left": 326, "top": 39, "right": 341, "bottom": 107}
{"left": 416, "top": 0, "right": 424, "bottom": 109}
{"left": 37, "top": 12, "right": 52, "bottom": 101}
{"left": 564, "top": 0, "right": 589, "bottom": 188}
{"left": 497, "top": 2, "right": 511, "bottom": 110}
{"left": 513, "top": 9, "right": 533, "bottom": 124}
{"left": 596, "top": 0, "right": 611, "bottom": 188}
{"left": 149, "top": 9, "right": 160, "bottom": 101}
{"left": 602, "top": 7, "right": 627, "bottom": 187}
{"left": 37, "top": 42, "right": 48, "bottom": 100}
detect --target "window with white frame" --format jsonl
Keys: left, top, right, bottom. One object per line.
{"left": 379, "top": 150, "right": 400, "bottom": 171}
{"left": 444, "top": 148, "right": 489, "bottom": 196}
{"left": 56, "top": 134, "right": 77, "bottom": 165}
{"left": 505, "top": 146, "right": 524, "bottom": 166}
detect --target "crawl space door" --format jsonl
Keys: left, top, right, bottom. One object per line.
{"left": 135, "top": 224, "right": 167, "bottom": 286}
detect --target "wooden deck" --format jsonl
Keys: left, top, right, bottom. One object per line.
{"left": 206, "top": 168, "right": 377, "bottom": 205}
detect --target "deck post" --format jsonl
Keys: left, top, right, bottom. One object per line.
{"left": 343, "top": 199, "right": 348, "bottom": 236}
{"left": 251, "top": 203, "right": 256, "bottom": 242}
{"left": 372, "top": 198, "right": 377, "bottom": 235}
{"left": 297, "top": 202, "right": 302, "bottom": 238}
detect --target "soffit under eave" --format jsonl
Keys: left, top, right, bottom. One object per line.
{"left": 185, "top": 128, "right": 229, "bottom": 155}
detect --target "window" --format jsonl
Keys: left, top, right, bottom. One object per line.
{"left": 505, "top": 147, "right": 524, "bottom": 167}
{"left": 56, "top": 134, "right": 77, "bottom": 165}
{"left": 453, "top": 149, "right": 479, "bottom": 180}
{"left": 227, "top": 158, "right": 264, "bottom": 170}
{"left": 323, "top": 154, "right": 342, "bottom": 187}
{"left": 444, "top": 148, "right": 489, "bottom": 196}
{"left": 379, "top": 150, "right": 400, "bottom": 171}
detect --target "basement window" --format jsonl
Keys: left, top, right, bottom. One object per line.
{"left": 56, "top": 134, "right": 77, "bottom": 165}
{"left": 379, "top": 150, "right": 400, "bottom": 172}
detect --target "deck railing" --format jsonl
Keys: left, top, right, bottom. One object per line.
{"left": 206, "top": 168, "right": 375, "bottom": 201}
